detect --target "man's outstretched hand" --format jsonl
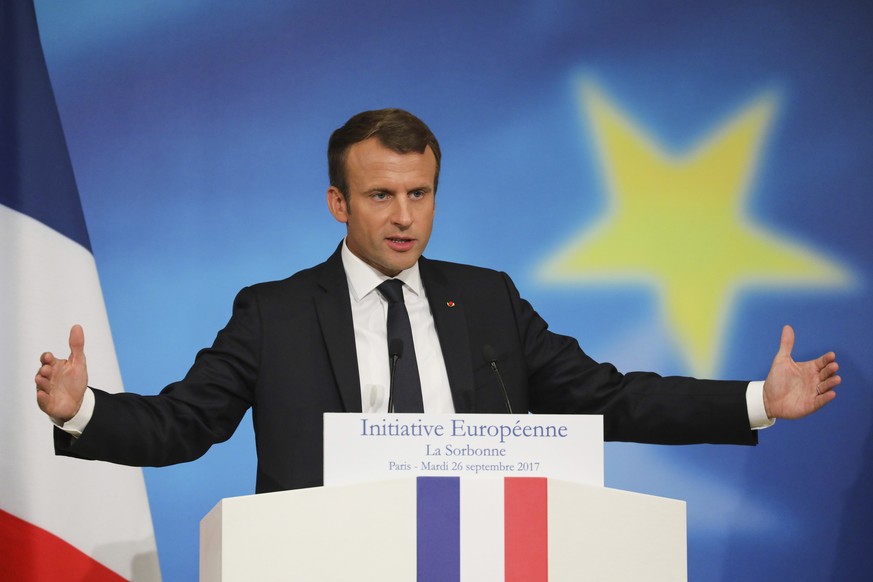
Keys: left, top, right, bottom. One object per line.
{"left": 35, "top": 325, "right": 89, "bottom": 423}
{"left": 763, "top": 325, "right": 841, "bottom": 420}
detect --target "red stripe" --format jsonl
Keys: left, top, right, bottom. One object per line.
{"left": 504, "top": 477, "right": 548, "bottom": 582}
{"left": 0, "top": 508, "right": 127, "bottom": 582}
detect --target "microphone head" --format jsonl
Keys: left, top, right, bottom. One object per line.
{"left": 389, "top": 338, "right": 404, "bottom": 358}
{"left": 482, "top": 344, "right": 497, "bottom": 363}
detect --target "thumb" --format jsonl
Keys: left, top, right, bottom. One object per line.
{"left": 777, "top": 324, "right": 795, "bottom": 359}
{"left": 69, "top": 324, "right": 86, "bottom": 362}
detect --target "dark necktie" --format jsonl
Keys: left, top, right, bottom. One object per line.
{"left": 377, "top": 279, "right": 424, "bottom": 412}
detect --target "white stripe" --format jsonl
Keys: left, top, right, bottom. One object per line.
{"left": 460, "top": 478, "right": 504, "bottom": 582}
{"left": 0, "top": 205, "right": 161, "bottom": 580}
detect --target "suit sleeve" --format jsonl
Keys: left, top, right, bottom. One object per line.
{"left": 54, "top": 286, "right": 262, "bottom": 466}
{"left": 499, "top": 273, "right": 757, "bottom": 446}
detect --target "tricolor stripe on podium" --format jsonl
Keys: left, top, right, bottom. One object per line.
{"left": 0, "top": 1, "right": 160, "bottom": 580}
{"left": 417, "top": 477, "right": 548, "bottom": 582}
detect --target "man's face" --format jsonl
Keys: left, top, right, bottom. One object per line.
{"left": 327, "top": 137, "right": 436, "bottom": 277}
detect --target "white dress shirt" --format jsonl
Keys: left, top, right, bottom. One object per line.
{"left": 341, "top": 240, "right": 454, "bottom": 413}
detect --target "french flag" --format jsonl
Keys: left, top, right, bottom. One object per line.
{"left": 418, "top": 477, "right": 548, "bottom": 582}
{"left": 0, "top": 1, "right": 160, "bottom": 580}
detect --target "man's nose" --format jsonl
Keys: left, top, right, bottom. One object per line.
{"left": 391, "top": 197, "right": 413, "bottom": 227}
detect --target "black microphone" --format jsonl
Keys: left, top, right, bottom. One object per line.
{"left": 387, "top": 338, "right": 404, "bottom": 413}
{"left": 483, "top": 344, "right": 513, "bottom": 414}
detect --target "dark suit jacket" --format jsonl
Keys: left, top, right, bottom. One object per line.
{"left": 56, "top": 245, "right": 756, "bottom": 492}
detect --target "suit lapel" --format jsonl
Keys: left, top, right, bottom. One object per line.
{"left": 420, "top": 257, "right": 476, "bottom": 412}
{"left": 314, "top": 244, "right": 362, "bottom": 412}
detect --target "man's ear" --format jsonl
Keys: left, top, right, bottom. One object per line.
{"left": 326, "top": 186, "right": 349, "bottom": 224}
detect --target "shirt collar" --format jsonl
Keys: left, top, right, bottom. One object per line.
{"left": 341, "top": 238, "right": 423, "bottom": 303}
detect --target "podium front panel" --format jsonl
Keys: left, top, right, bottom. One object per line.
{"left": 201, "top": 477, "right": 686, "bottom": 581}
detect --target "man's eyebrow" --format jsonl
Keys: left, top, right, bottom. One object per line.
{"left": 363, "top": 184, "right": 433, "bottom": 194}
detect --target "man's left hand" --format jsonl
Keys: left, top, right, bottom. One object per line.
{"left": 763, "top": 325, "right": 841, "bottom": 420}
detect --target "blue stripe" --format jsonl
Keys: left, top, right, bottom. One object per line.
{"left": 417, "top": 477, "right": 460, "bottom": 582}
{"left": 0, "top": 0, "right": 91, "bottom": 251}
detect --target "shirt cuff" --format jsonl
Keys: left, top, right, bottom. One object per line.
{"left": 52, "top": 387, "right": 95, "bottom": 438}
{"left": 746, "top": 380, "right": 775, "bottom": 430}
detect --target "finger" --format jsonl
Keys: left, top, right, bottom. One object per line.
{"left": 35, "top": 363, "right": 54, "bottom": 389}
{"left": 35, "top": 387, "right": 56, "bottom": 414}
{"left": 818, "top": 375, "right": 841, "bottom": 393}
{"left": 815, "top": 388, "right": 837, "bottom": 408}
{"left": 35, "top": 368, "right": 54, "bottom": 392}
{"left": 818, "top": 360, "right": 839, "bottom": 380}
{"left": 777, "top": 324, "right": 795, "bottom": 358}
{"left": 40, "top": 351, "right": 55, "bottom": 365}
{"left": 814, "top": 378, "right": 840, "bottom": 401}
{"left": 35, "top": 389, "right": 50, "bottom": 410}
{"left": 815, "top": 352, "right": 837, "bottom": 372}
{"left": 37, "top": 362, "right": 53, "bottom": 379}
{"left": 69, "top": 324, "right": 85, "bottom": 361}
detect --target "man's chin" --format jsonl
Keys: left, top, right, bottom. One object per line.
{"left": 382, "top": 256, "right": 420, "bottom": 276}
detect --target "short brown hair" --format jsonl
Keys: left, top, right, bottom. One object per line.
{"left": 328, "top": 109, "right": 441, "bottom": 200}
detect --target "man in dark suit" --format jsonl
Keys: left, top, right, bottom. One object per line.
{"left": 35, "top": 109, "right": 841, "bottom": 493}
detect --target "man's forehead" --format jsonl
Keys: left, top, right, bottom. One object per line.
{"left": 347, "top": 137, "right": 434, "bottom": 161}
{"left": 346, "top": 140, "right": 437, "bottom": 185}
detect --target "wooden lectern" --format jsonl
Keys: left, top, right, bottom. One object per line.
{"left": 200, "top": 477, "right": 686, "bottom": 581}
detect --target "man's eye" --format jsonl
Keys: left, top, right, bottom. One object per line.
{"left": 410, "top": 190, "right": 425, "bottom": 199}
{"left": 372, "top": 192, "right": 388, "bottom": 200}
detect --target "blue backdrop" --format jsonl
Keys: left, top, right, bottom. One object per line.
{"left": 33, "top": 1, "right": 872, "bottom": 579}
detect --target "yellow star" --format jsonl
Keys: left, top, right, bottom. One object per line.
{"left": 539, "top": 81, "right": 852, "bottom": 376}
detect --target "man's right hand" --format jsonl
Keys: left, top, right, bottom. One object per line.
{"left": 35, "top": 324, "right": 89, "bottom": 423}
